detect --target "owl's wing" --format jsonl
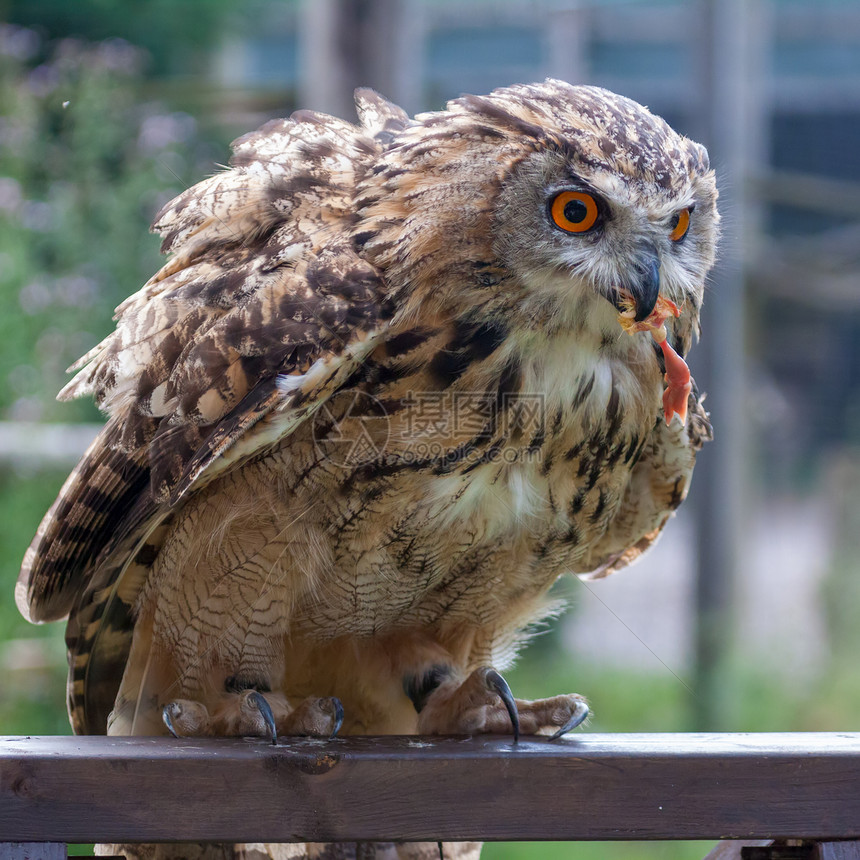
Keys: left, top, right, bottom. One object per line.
{"left": 16, "top": 92, "right": 418, "bottom": 733}
{"left": 580, "top": 384, "right": 712, "bottom": 580}
{"left": 16, "top": 96, "right": 407, "bottom": 732}
{"left": 16, "top": 98, "right": 401, "bottom": 627}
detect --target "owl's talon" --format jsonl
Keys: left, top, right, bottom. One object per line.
{"left": 485, "top": 668, "right": 520, "bottom": 744}
{"left": 161, "top": 699, "right": 212, "bottom": 737}
{"left": 329, "top": 697, "right": 344, "bottom": 739}
{"left": 162, "top": 704, "right": 180, "bottom": 738}
{"left": 417, "top": 668, "right": 586, "bottom": 740}
{"left": 547, "top": 701, "right": 589, "bottom": 740}
{"left": 245, "top": 690, "right": 278, "bottom": 745}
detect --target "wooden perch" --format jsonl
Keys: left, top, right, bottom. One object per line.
{"left": 1, "top": 733, "right": 859, "bottom": 847}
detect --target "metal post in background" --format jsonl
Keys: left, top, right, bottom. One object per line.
{"left": 299, "top": 0, "right": 415, "bottom": 119}
{"left": 691, "top": 0, "right": 756, "bottom": 730}
{"left": 547, "top": 2, "right": 591, "bottom": 86}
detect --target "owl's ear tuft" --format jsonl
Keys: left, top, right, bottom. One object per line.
{"left": 692, "top": 142, "right": 710, "bottom": 174}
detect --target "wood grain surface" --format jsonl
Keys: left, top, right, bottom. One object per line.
{"left": 0, "top": 734, "right": 858, "bottom": 844}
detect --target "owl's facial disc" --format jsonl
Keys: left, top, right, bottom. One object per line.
{"left": 493, "top": 145, "right": 714, "bottom": 333}
{"left": 546, "top": 184, "right": 660, "bottom": 321}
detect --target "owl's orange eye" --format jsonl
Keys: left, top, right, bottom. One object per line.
{"left": 550, "top": 191, "right": 599, "bottom": 234}
{"left": 669, "top": 207, "right": 691, "bottom": 242}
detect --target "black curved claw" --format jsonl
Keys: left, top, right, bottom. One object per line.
{"left": 162, "top": 704, "right": 180, "bottom": 739}
{"left": 485, "top": 668, "right": 520, "bottom": 744}
{"left": 249, "top": 690, "right": 278, "bottom": 746}
{"left": 548, "top": 702, "right": 589, "bottom": 741}
{"left": 329, "top": 697, "right": 345, "bottom": 740}
{"left": 438, "top": 841, "right": 444, "bottom": 860}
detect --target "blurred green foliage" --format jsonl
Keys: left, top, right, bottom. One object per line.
{"left": 0, "top": 466, "right": 71, "bottom": 735}
{"left": 0, "top": 24, "right": 230, "bottom": 732}
{"left": 1, "top": 0, "right": 264, "bottom": 76}
{"left": 0, "top": 25, "right": 226, "bottom": 422}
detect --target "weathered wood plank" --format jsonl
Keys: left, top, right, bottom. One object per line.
{"left": 0, "top": 734, "right": 858, "bottom": 844}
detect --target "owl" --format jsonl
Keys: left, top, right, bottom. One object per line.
{"left": 17, "top": 80, "right": 716, "bottom": 860}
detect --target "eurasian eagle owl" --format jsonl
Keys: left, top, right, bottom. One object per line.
{"left": 18, "top": 79, "right": 717, "bottom": 860}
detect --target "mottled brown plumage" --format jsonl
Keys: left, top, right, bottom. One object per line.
{"left": 17, "top": 80, "right": 717, "bottom": 860}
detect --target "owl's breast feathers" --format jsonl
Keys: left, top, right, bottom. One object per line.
{"left": 16, "top": 82, "right": 713, "bottom": 734}
{"left": 325, "top": 309, "right": 711, "bottom": 581}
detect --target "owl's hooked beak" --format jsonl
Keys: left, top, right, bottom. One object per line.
{"left": 616, "top": 247, "right": 660, "bottom": 322}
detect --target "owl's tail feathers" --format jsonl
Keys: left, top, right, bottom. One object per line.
{"left": 16, "top": 419, "right": 149, "bottom": 624}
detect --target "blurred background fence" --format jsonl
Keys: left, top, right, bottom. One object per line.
{"left": 0, "top": 1, "right": 858, "bottom": 858}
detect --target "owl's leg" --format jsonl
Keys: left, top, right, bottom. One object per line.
{"left": 411, "top": 666, "right": 588, "bottom": 741}
{"left": 158, "top": 618, "right": 341, "bottom": 742}
{"left": 162, "top": 688, "right": 344, "bottom": 742}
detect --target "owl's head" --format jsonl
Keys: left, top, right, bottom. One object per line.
{"left": 359, "top": 80, "right": 718, "bottom": 341}
{"left": 487, "top": 82, "right": 718, "bottom": 332}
